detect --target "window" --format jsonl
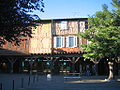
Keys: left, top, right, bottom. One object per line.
{"left": 60, "top": 21, "right": 68, "bottom": 30}
{"left": 54, "top": 36, "right": 64, "bottom": 48}
{"left": 55, "top": 37, "right": 61, "bottom": 48}
{"left": 80, "top": 21, "right": 85, "bottom": 27}
{"left": 66, "top": 36, "right": 77, "bottom": 47}
{"left": 32, "top": 26, "right": 38, "bottom": 34}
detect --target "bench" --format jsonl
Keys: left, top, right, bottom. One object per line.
{"left": 64, "top": 73, "right": 81, "bottom": 81}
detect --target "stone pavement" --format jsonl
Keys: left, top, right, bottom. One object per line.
{"left": 0, "top": 74, "right": 120, "bottom": 90}
{"left": 18, "top": 75, "right": 120, "bottom": 90}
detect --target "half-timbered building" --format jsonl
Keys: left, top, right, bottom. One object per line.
{"left": 0, "top": 18, "right": 119, "bottom": 75}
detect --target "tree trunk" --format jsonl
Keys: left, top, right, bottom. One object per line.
{"left": 93, "top": 64, "right": 98, "bottom": 76}
{"left": 106, "top": 62, "right": 115, "bottom": 82}
{"left": 92, "top": 60, "right": 99, "bottom": 76}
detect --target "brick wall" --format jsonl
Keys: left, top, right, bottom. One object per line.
{"left": 2, "top": 38, "right": 30, "bottom": 54}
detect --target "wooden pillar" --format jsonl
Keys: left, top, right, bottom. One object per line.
{"left": 18, "top": 58, "right": 24, "bottom": 73}
{"left": 25, "top": 57, "right": 36, "bottom": 74}
{"left": 72, "top": 57, "right": 75, "bottom": 73}
{"left": 45, "top": 57, "right": 54, "bottom": 74}
{"left": 45, "top": 57, "right": 59, "bottom": 74}
{"left": 30, "top": 58, "right": 35, "bottom": 74}
{"left": 79, "top": 64, "right": 82, "bottom": 74}
{"left": 29, "top": 61, "right": 34, "bottom": 74}
{"left": 68, "top": 57, "right": 80, "bottom": 73}
{"left": 8, "top": 58, "right": 17, "bottom": 73}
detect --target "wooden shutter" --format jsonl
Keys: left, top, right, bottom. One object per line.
{"left": 66, "top": 36, "right": 69, "bottom": 47}
{"left": 74, "top": 36, "right": 77, "bottom": 47}
{"left": 61, "top": 37, "right": 65, "bottom": 47}
{"left": 54, "top": 37, "right": 57, "bottom": 48}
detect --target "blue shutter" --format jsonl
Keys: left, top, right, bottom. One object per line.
{"left": 74, "top": 36, "right": 77, "bottom": 47}
{"left": 54, "top": 37, "right": 57, "bottom": 48}
{"left": 57, "top": 37, "right": 61, "bottom": 48}
{"left": 66, "top": 36, "right": 69, "bottom": 47}
{"left": 61, "top": 37, "right": 65, "bottom": 47}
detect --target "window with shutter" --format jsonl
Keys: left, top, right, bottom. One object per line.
{"left": 56, "top": 37, "right": 61, "bottom": 48}
{"left": 61, "top": 37, "right": 65, "bottom": 47}
{"left": 66, "top": 36, "right": 77, "bottom": 48}
{"left": 60, "top": 21, "right": 68, "bottom": 30}
{"left": 54, "top": 36, "right": 65, "bottom": 48}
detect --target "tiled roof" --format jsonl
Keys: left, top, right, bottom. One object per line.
{"left": 0, "top": 48, "right": 27, "bottom": 56}
{"left": 35, "top": 18, "right": 88, "bottom": 23}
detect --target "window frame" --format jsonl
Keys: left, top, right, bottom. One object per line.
{"left": 66, "top": 36, "right": 77, "bottom": 48}
{"left": 60, "top": 21, "right": 68, "bottom": 30}
{"left": 54, "top": 36, "right": 65, "bottom": 48}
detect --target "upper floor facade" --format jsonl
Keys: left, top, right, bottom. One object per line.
{"left": 30, "top": 18, "right": 88, "bottom": 54}
{"left": 1, "top": 18, "right": 88, "bottom": 55}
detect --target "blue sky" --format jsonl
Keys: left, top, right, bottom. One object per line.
{"left": 34, "top": 0, "right": 114, "bottom": 19}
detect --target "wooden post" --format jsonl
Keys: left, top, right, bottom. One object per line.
{"left": 45, "top": 57, "right": 54, "bottom": 74}
{"left": 28, "top": 76, "right": 31, "bottom": 86}
{"left": 21, "top": 78, "right": 24, "bottom": 88}
{"left": 33, "top": 75, "right": 35, "bottom": 83}
{"left": 37, "top": 75, "right": 39, "bottom": 82}
{"left": 28, "top": 58, "right": 35, "bottom": 75}
{"left": 11, "top": 63, "right": 14, "bottom": 73}
{"left": 68, "top": 61, "right": 75, "bottom": 73}
{"left": 25, "top": 57, "right": 36, "bottom": 74}
{"left": 79, "top": 64, "right": 82, "bottom": 75}
{"left": 68, "top": 57, "right": 80, "bottom": 73}
{"left": 12, "top": 80, "right": 14, "bottom": 90}
{"left": 8, "top": 58, "right": 16, "bottom": 73}
{"left": 21, "top": 61, "right": 24, "bottom": 73}
{"left": 0, "top": 83, "right": 2, "bottom": 90}
{"left": 29, "top": 62, "right": 33, "bottom": 74}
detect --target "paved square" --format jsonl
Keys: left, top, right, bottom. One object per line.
{"left": 0, "top": 74, "right": 120, "bottom": 90}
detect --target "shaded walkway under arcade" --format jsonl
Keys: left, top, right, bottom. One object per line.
{"left": 0, "top": 49, "right": 119, "bottom": 76}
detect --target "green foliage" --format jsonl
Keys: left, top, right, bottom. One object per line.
{"left": 79, "top": 0, "right": 120, "bottom": 62}
{"left": 0, "top": 0, "right": 44, "bottom": 45}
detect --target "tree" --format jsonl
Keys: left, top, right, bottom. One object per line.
{"left": 79, "top": 0, "right": 120, "bottom": 81}
{"left": 0, "top": 0, "right": 44, "bottom": 46}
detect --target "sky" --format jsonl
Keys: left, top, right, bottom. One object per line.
{"left": 34, "top": 0, "right": 115, "bottom": 19}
